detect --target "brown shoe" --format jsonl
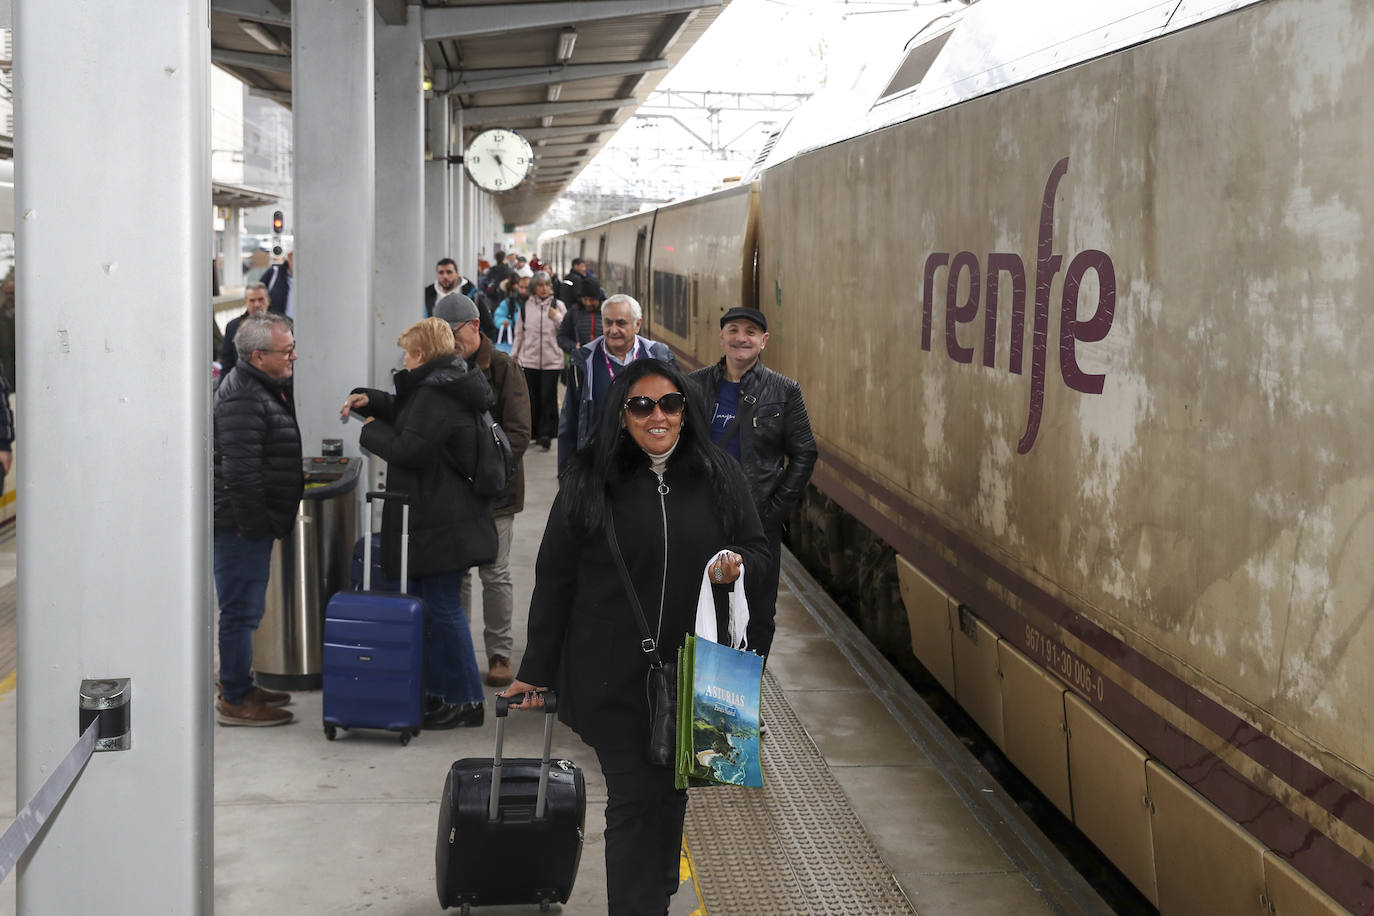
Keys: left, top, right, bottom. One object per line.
{"left": 215, "top": 681, "right": 291, "bottom": 708}
{"left": 217, "top": 697, "right": 294, "bottom": 727}
{"left": 486, "top": 656, "right": 513, "bottom": 687}
{"left": 247, "top": 685, "right": 292, "bottom": 708}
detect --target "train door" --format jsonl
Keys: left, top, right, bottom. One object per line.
{"left": 633, "top": 227, "right": 648, "bottom": 302}
{"left": 596, "top": 233, "right": 606, "bottom": 280}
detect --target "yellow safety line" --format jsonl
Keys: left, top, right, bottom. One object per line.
{"left": 0, "top": 669, "right": 15, "bottom": 702}
{"left": 680, "top": 834, "right": 707, "bottom": 916}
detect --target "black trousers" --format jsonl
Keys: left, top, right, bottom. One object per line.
{"left": 594, "top": 746, "right": 688, "bottom": 916}
{"left": 524, "top": 367, "right": 560, "bottom": 441}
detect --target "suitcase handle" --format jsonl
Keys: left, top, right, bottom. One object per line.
{"left": 361, "top": 491, "right": 412, "bottom": 592}
{"left": 491, "top": 690, "right": 559, "bottom": 822}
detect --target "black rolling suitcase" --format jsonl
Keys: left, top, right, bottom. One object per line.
{"left": 435, "top": 692, "right": 586, "bottom": 913}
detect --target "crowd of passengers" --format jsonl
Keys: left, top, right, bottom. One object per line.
{"left": 211, "top": 248, "right": 817, "bottom": 915}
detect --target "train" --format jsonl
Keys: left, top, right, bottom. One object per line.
{"left": 543, "top": 0, "right": 1374, "bottom": 913}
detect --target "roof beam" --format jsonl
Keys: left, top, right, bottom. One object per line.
{"left": 210, "top": 0, "right": 290, "bottom": 27}
{"left": 532, "top": 153, "right": 590, "bottom": 163}
{"left": 212, "top": 47, "right": 292, "bottom": 74}
{"left": 375, "top": 0, "right": 409, "bottom": 26}
{"left": 460, "top": 97, "right": 635, "bottom": 125}
{"left": 448, "top": 59, "right": 668, "bottom": 95}
{"left": 513, "top": 125, "right": 617, "bottom": 142}
{"left": 249, "top": 88, "right": 293, "bottom": 105}
{"left": 422, "top": 0, "right": 720, "bottom": 41}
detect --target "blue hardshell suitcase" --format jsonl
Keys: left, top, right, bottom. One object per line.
{"left": 323, "top": 490, "right": 424, "bottom": 745}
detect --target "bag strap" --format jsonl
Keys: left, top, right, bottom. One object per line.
{"left": 605, "top": 513, "right": 664, "bottom": 668}
{"left": 715, "top": 388, "right": 756, "bottom": 453}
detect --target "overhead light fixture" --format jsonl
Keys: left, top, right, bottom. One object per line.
{"left": 239, "top": 20, "right": 285, "bottom": 53}
{"left": 546, "top": 84, "right": 562, "bottom": 102}
{"left": 422, "top": 77, "right": 433, "bottom": 92}
{"left": 556, "top": 27, "right": 577, "bottom": 63}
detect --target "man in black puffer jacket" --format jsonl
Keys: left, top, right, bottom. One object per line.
{"left": 212, "top": 312, "right": 304, "bottom": 727}
{"left": 688, "top": 307, "right": 817, "bottom": 610}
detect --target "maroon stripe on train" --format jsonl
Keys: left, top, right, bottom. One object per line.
{"left": 809, "top": 446, "right": 1374, "bottom": 841}
{"left": 810, "top": 460, "right": 1374, "bottom": 914}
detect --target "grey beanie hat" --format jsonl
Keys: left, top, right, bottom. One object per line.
{"left": 434, "top": 292, "right": 480, "bottom": 326}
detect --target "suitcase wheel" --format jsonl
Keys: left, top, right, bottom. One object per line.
{"left": 399, "top": 730, "right": 411, "bottom": 747}
{"left": 324, "top": 724, "right": 338, "bottom": 741}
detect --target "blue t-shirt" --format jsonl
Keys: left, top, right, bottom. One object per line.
{"left": 711, "top": 381, "right": 742, "bottom": 459}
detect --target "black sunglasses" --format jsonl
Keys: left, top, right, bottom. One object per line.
{"left": 623, "top": 392, "right": 687, "bottom": 419}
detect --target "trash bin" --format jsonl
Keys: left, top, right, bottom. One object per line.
{"left": 253, "top": 455, "right": 361, "bottom": 690}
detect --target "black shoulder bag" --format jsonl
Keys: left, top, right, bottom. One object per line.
{"left": 605, "top": 513, "right": 677, "bottom": 769}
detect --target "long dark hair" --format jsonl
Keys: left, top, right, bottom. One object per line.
{"left": 561, "top": 358, "right": 747, "bottom": 534}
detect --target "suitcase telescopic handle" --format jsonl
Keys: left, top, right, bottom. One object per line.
{"left": 490, "top": 691, "right": 560, "bottom": 822}
{"left": 361, "top": 491, "right": 413, "bottom": 592}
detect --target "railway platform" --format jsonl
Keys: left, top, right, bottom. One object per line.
{"left": 0, "top": 445, "right": 1107, "bottom": 914}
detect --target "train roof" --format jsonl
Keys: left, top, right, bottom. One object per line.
{"left": 758, "top": 0, "right": 1267, "bottom": 170}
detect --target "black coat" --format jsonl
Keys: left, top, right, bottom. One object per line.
{"left": 213, "top": 362, "right": 304, "bottom": 540}
{"left": 261, "top": 262, "right": 291, "bottom": 315}
{"left": 517, "top": 451, "right": 772, "bottom": 751}
{"left": 688, "top": 358, "right": 818, "bottom": 528}
{"left": 354, "top": 355, "right": 497, "bottom": 579}
{"left": 220, "top": 311, "right": 248, "bottom": 375}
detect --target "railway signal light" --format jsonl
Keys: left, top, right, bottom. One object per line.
{"left": 272, "top": 210, "right": 284, "bottom": 234}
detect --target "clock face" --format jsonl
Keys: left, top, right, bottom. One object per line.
{"left": 464, "top": 129, "right": 533, "bottom": 192}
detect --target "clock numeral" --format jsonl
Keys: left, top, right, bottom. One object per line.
{"left": 515, "top": 158, "right": 527, "bottom": 165}
{"left": 494, "top": 178, "right": 505, "bottom": 188}
{"left": 469, "top": 154, "right": 481, "bottom": 163}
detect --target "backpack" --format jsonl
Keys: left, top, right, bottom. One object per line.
{"left": 469, "top": 409, "right": 517, "bottom": 498}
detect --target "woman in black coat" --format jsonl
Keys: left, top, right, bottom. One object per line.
{"left": 503, "top": 358, "right": 772, "bottom": 916}
{"left": 341, "top": 317, "right": 497, "bottom": 729}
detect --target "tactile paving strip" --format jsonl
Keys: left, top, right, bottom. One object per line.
{"left": 0, "top": 580, "right": 14, "bottom": 678}
{"left": 683, "top": 671, "right": 914, "bottom": 915}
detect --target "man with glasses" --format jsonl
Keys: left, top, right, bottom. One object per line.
{"left": 436, "top": 292, "right": 532, "bottom": 688}
{"left": 211, "top": 313, "right": 302, "bottom": 726}
{"left": 557, "top": 293, "right": 675, "bottom": 474}
{"left": 688, "top": 307, "right": 816, "bottom": 611}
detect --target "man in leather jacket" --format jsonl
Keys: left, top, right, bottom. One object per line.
{"left": 688, "top": 306, "right": 817, "bottom": 608}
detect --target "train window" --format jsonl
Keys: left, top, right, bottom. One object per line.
{"left": 652, "top": 269, "right": 689, "bottom": 338}
{"left": 879, "top": 30, "right": 953, "bottom": 101}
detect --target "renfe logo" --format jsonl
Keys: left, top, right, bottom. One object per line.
{"left": 920, "top": 158, "right": 1117, "bottom": 454}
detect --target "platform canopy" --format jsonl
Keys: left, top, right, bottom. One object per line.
{"left": 210, "top": 0, "right": 726, "bottom": 225}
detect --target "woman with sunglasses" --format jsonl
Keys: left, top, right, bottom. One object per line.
{"left": 502, "top": 358, "right": 773, "bottom": 915}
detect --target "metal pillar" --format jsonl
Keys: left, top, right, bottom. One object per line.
{"left": 374, "top": 11, "right": 424, "bottom": 386}
{"left": 13, "top": 1, "right": 212, "bottom": 912}
{"left": 292, "top": 0, "right": 375, "bottom": 458}
{"left": 450, "top": 106, "right": 466, "bottom": 278}
{"left": 221, "top": 207, "right": 245, "bottom": 289}
{"left": 423, "top": 89, "right": 450, "bottom": 281}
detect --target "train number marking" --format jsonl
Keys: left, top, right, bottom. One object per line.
{"left": 920, "top": 157, "right": 1117, "bottom": 454}
{"left": 1023, "top": 622, "right": 1105, "bottom": 702}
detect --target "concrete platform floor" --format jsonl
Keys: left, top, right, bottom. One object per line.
{"left": 1, "top": 444, "right": 1108, "bottom": 914}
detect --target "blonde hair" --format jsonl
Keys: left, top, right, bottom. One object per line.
{"left": 397, "top": 317, "right": 455, "bottom": 363}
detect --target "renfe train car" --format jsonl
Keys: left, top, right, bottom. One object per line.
{"left": 545, "top": 1, "right": 1373, "bottom": 911}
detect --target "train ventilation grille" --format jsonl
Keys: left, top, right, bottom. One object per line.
{"left": 747, "top": 130, "right": 781, "bottom": 180}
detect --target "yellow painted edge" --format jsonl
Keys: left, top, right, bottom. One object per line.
{"left": 0, "top": 669, "right": 15, "bottom": 702}
{"left": 681, "top": 834, "right": 707, "bottom": 916}
{"left": 0, "top": 489, "right": 14, "bottom": 508}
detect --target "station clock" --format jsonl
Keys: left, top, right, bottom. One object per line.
{"left": 463, "top": 129, "right": 533, "bottom": 192}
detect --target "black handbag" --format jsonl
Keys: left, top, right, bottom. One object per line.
{"left": 605, "top": 514, "right": 677, "bottom": 769}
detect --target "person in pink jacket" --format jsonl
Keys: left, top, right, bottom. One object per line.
{"left": 511, "top": 270, "right": 567, "bottom": 450}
